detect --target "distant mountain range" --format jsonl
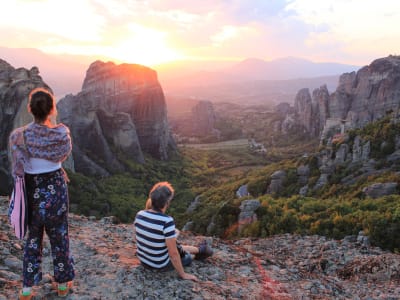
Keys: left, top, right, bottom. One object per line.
{"left": 157, "top": 57, "right": 360, "bottom": 105}
{"left": 0, "top": 47, "right": 360, "bottom": 105}
{"left": 165, "top": 75, "right": 342, "bottom": 107}
{"left": 229, "top": 57, "right": 359, "bottom": 80}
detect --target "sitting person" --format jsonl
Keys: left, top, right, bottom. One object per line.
{"left": 134, "top": 182, "right": 213, "bottom": 281}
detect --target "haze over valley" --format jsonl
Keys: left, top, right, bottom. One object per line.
{"left": 0, "top": 47, "right": 357, "bottom": 105}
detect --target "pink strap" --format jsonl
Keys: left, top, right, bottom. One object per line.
{"left": 10, "top": 176, "right": 27, "bottom": 239}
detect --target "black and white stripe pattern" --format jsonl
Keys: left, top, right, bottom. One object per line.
{"left": 134, "top": 210, "right": 176, "bottom": 268}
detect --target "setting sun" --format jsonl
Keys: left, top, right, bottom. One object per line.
{"left": 106, "top": 24, "right": 184, "bottom": 66}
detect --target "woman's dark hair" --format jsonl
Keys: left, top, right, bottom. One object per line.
{"left": 28, "top": 88, "right": 54, "bottom": 122}
{"left": 149, "top": 182, "right": 175, "bottom": 212}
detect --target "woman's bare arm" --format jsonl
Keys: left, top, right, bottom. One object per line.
{"left": 165, "top": 237, "right": 198, "bottom": 281}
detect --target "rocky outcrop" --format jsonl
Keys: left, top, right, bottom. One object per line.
{"left": 276, "top": 56, "right": 400, "bottom": 139}
{"left": 273, "top": 102, "right": 297, "bottom": 134}
{"left": 362, "top": 182, "right": 398, "bottom": 198}
{"left": 268, "top": 170, "right": 287, "bottom": 194}
{"left": 0, "top": 59, "right": 51, "bottom": 194}
{"left": 331, "top": 56, "right": 400, "bottom": 127}
{"left": 1, "top": 197, "right": 399, "bottom": 299}
{"left": 191, "top": 100, "right": 217, "bottom": 137}
{"left": 324, "top": 56, "right": 400, "bottom": 135}
{"left": 294, "top": 88, "right": 314, "bottom": 134}
{"left": 297, "top": 165, "right": 310, "bottom": 186}
{"left": 170, "top": 99, "right": 220, "bottom": 141}
{"left": 238, "top": 199, "right": 260, "bottom": 232}
{"left": 57, "top": 61, "right": 176, "bottom": 176}
{"left": 264, "top": 125, "right": 398, "bottom": 194}
{"left": 312, "top": 85, "right": 330, "bottom": 133}
{"left": 262, "top": 57, "right": 400, "bottom": 194}
{"left": 236, "top": 184, "right": 250, "bottom": 198}
{"left": 186, "top": 195, "right": 202, "bottom": 213}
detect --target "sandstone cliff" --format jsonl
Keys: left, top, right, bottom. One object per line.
{"left": 0, "top": 59, "right": 51, "bottom": 194}
{"left": 57, "top": 61, "right": 176, "bottom": 177}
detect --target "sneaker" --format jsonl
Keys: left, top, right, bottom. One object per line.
{"left": 57, "top": 281, "right": 73, "bottom": 297}
{"left": 19, "top": 290, "right": 33, "bottom": 300}
{"left": 178, "top": 243, "right": 188, "bottom": 258}
{"left": 195, "top": 240, "right": 213, "bottom": 260}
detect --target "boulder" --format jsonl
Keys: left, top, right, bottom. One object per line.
{"left": 236, "top": 184, "right": 250, "bottom": 198}
{"left": 362, "top": 182, "right": 398, "bottom": 198}
{"left": 268, "top": 170, "right": 287, "bottom": 194}
{"left": 186, "top": 195, "right": 202, "bottom": 213}
{"left": 297, "top": 165, "right": 310, "bottom": 185}
{"left": 238, "top": 199, "right": 261, "bottom": 233}
{"left": 299, "top": 185, "right": 309, "bottom": 196}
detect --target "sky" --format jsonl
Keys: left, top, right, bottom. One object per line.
{"left": 1, "top": 0, "right": 399, "bottom": 66}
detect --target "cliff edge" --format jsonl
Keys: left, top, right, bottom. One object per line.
{"left": 0, "top": 197, "right": 399, "bottom": 299}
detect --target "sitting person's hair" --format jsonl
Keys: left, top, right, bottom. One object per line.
{"left": 149, "top": 182, "right": 174, "bottom": 212}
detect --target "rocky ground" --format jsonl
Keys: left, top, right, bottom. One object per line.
{"left": 0, "top": 196, "right": 399, "bottom": 300}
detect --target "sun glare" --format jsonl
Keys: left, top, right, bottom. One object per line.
{"left": 107, "top": 24, "right": 183, "bottom": 66}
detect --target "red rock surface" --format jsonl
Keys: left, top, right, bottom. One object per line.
{"left": 1, "top": 197, "right": 399, "bottom": 299}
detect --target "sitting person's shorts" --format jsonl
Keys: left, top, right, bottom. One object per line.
{"left": 141, "top": 244, "right": 193, "bottom": 271}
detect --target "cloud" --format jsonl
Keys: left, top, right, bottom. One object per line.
{"left": 1, "top": 0, "right": 105, "bottom": 42}
{"left": 286, "top": 0, "right": 400, "bottom": 63}
{"left": 1, "top": 0, "right": 399, "bottom": 65}
{"left": 221, "top": 0, "right": 296, "bottom": 23}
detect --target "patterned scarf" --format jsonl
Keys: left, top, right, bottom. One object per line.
{"left": 9, "top": 122, "right": 72, "bottom": 177}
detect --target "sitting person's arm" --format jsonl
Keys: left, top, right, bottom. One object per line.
{"left": 165, "top": 237, "right": 198, "bottom": 281}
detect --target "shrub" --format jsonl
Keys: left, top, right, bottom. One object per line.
{"left": 247, "top": 177, "right": 269, "bottom": 196}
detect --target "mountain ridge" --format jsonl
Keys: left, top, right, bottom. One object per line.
{"left": 0, "top": 47, "right": 359, "bottom": 102}
{"left": 227, "top": 56, "right": 359, "bottom": 81}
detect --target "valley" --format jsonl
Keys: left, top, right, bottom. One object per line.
{"left": 0, "top": 55, "right": 399, "bottom": 255}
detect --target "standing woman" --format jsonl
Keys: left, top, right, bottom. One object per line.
{"left": 9, "top": 88, "right": 75, "bottom": 299}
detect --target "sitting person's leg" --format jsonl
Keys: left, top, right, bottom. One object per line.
{"left": 180, "top": 240, "right": 213, "bottom": 260}
{"left": 181, "top": 245, "right": 199, "bottom": 255}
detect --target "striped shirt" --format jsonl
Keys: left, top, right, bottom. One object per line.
{"left": 134, "top": 210, "right": 177, "bottom": 268}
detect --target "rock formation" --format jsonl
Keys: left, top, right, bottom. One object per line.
{"left": 297, "top": 165, "right": 310, "bottom": 186}
{"left": 57, "top": 61, "right": 176, "bottom": 176}
{"left": 260, "top": 124, "right": 400, "bottom": 196}
{"left": 268, "top": 170, "right": 287, "bottom": 194}
{"left": 170, "top": 99, "right": 219, "bottom": 141}
{"left": 238, "top": 199, "right": 260, "bottom": 233}
{"left": 0, "top": 59, "right": 51, "bottom": 194}
{"left": 236, "top": 184, "right": 250, "bottom": 198}
{"left": 330, "top": 56, "right": 400, "bottom": 127}
{"left": 191, "top": 100, "right": 217, "bottom": 136}
{"left": 362, "top": 182, "right": 398, "bottom": 198}
{"left": 276, "top": 55, "right": 400, "bottom": 139}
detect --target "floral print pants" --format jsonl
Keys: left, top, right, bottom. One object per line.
{"left": 23, "top": 169, "right": 75, "bottom": 287}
